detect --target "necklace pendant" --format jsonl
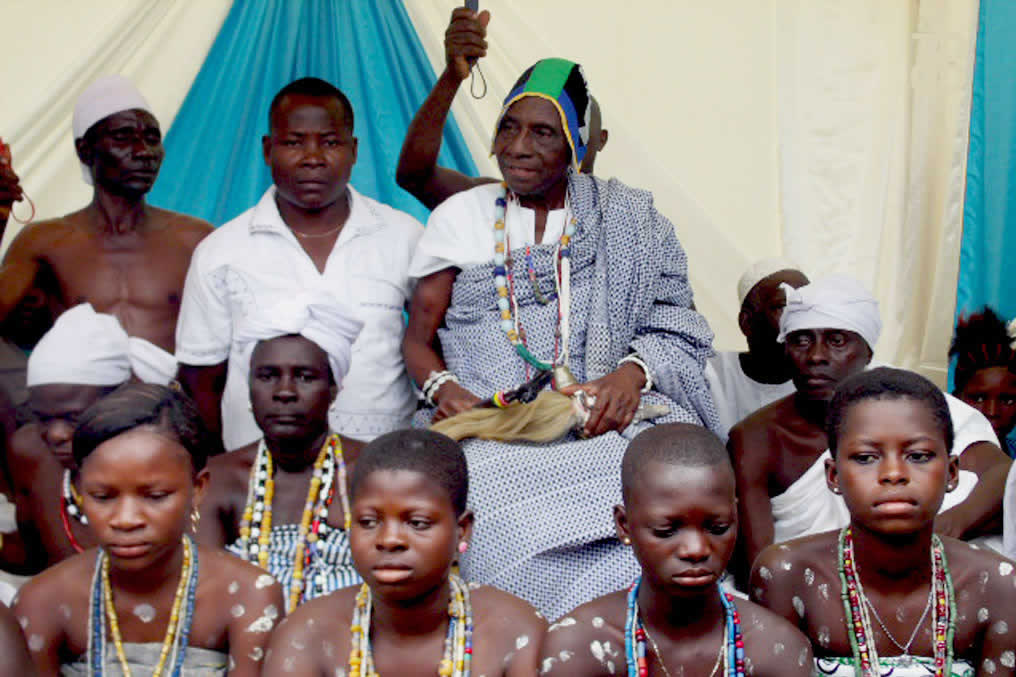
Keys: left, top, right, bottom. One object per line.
{"left": 897, "top": 653, "right": 913, "bottom": 668}
{"left": 552, "top": 364, "right": 579, "bottom": 390}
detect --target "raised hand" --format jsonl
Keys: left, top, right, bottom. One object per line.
{"left": 445, "top": 7, "right": 491, "bottom": 82}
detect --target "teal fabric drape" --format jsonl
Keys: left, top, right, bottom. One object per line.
{"left": 957, "top": 0, "right": 1016, "bottom": 321}
{"left": 149, "top": 0, "right": 477, "bottom": 225}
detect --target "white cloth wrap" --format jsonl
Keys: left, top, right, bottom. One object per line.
{"left": 71, "top": 74, "right": 155, "bottom": 185}
{"left": 777, "top": 273, "right": 882, "bottom": 349}
{"left": 772, "top": 392, "right": 1003, "bottom": 552}
{"left": 737, "top": 256, "right": 802, "bottom": 306}
{"left": 232, "top": 290, "right": 363, "bottom": 388}
{"left": 1004, "top": 461, "right": 1016, "bottom": 560}
{"left": 26, "top": 303, "right": 176, "bottom": 386}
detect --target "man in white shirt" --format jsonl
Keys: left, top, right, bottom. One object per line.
{"left": 176, "top": 78, "right": 422, "bottom": 450}
{"left": 706, "top": 258, "right": 809, "bottom": 440}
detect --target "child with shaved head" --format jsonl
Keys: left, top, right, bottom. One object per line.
{"left": 540, "top": 423, "right": 812, "bottom": 676}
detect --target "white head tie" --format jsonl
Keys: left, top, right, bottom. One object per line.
{"left": 233, "top": 290, "right": 363, "bottom": 388}
{"left": 777, "top": 274, "right": 882, "bottom": 349}
{"left": 72, "top": 75, "right": 155, "bottom": 185}
{"left": 27, "top": 303, "right": 177, "bottom": 387}
{"left": 737, "top": 256, "right": 802, "bottom": 306}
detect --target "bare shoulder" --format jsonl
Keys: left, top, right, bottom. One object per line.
{"left": 730, "top": 395, "right": 794, "bottom": 448}
{"left": 265, "top": 586, "right": 356, "bottom": 673}
{"left": 736, "top": 597, "right": 814, "bottom": 676}
{"left": 472, "top": 583, "right": 548, "bottom": 635}
{"left": 14, "top": 548, "right": 94, "bottom": 612}
{"left": 148, "top": 207, "right": 213, "bottom": 246}
{"left": 206, "top": 445, "right": 255, "bottom": 489}
{"left": 198, "top": 546, "right": 277, "bottom": 593}
{"left": 944, "top": 538, "right": 1016, "bottom": 606}
{"left": 7, "top": 423, "right": 47, "bottom": 467}
{"left": 755, "top": 533, "right": 834, "bottom": 582}
{"left": 539, "top": 591, "right": 627, "bottom": 677}
{"left": 2, "top": 215, "right": 77, "bottom": 260}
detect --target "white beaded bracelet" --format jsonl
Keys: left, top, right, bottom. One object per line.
{"left": 618, "top": 354, "right": 653, "bottom": 393}
{"left": 422, "top": 370, "right": 459, "bottom": 406}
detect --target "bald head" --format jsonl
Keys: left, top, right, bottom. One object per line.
{"left": 621, "top": 423, "right": 732, "bottom": 503}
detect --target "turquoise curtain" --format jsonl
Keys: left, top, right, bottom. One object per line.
{"left": 957, "top": 0, "right": 1016, "bottom": 322}
{"left": 149, "top": 0, "right": 478, "bottom": 225}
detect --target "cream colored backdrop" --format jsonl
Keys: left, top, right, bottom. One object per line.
{"left": 1, "top": 1, "right": 977, "bottom": 384}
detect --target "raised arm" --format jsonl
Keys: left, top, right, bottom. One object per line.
{"left": 935, "top": 440, "right": 1011, "bottom": 539}
{"left": 395, "top": 8, "right": 496, "bottom": 210}
{"left": 729, "top": 423, "right": 777, "bottom": 587}
{"left": 177, "top": 362, "right": 227, "bottom": 438}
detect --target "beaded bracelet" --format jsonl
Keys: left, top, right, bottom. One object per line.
{"left": 423, "top": 370, "right": 459, "bottom": 406}
{"left": 619, "top": 354, "right": 653, "bottom": 393}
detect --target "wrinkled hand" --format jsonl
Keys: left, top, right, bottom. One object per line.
{"left": 559, "top": 364, "right": 645, "bottom": 437}
{"left": 432, "top": 380, "right": 482, "bottom": 423}
{"left": 0, "top": 142, "right": 24, "bottom": 210}
{"left": 445, "top": 7, "right": 490, "bottom": 82}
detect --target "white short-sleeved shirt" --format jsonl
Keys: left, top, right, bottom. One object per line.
{"left": 176, "top": 185, "right": 423, "bottom": 450}
{"left": 705, "top": 351, "right": 797, "bottom": 441}
{"left": 408, "top": 183, "right": 569, "bottom": 279}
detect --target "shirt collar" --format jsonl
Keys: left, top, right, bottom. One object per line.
{"left": 248, "top": 184, "right": 384, "bottom": 238}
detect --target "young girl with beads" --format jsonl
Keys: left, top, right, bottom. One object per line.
{"left": 262, "top": 429, "right": 547, "bottom": 676}
{"left": 751, "top": 367, "right": 1016, "bottom": 676}
{"left": 539, "top": 423, "right": 813, "bottom": 677}
{"left": 950, "top": 308, "right": 1016, "bottom": 457}
{"left": 197, "top": 293, "right": 364, "bottom": 613}
{"left": 13, "top": 384, "right": 283, "bottom": 676}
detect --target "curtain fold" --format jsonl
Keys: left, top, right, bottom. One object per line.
{"left": 957, "top": 0, "right": 1016, "bottom": 323}
{"left": 148, "top": 0, "right": 478, "bottom": 225}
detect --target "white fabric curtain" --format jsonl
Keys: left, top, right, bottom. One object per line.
{"left": 404, "top": 0, "right": 979, "bottom": 384}
{"left": 0, "top": 0, "right": 231, "bottom": 247}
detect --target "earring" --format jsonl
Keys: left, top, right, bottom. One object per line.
{"left": 831, "top": 487, "right": 841, "bottom": 495}
{"left": 458, "top": 541, "right": 469, "bottom": 554}
{"left": 191, "top": 507, "right": 201, "bottom": 533}
{"left": 621, "top": 536, "right": 631, "bottom": 545}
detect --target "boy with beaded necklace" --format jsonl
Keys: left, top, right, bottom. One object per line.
{"left": 752, "top": 367, "right": 1016, "bottom": 676}
{"left": 539, "top": 423, "right": 812, "bottom": 676}
{"left": 263, "top": 429, "right": 546, "bottom": 676}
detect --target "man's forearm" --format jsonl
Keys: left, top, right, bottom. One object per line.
{"left": 396, "top": 68, "right": 463, "bottom": 194}
{"left": 943, "top": 460, "right": 1009, "bottom": 538}
{"left": 177, "top": 363, "right": 227, "bottom": 436}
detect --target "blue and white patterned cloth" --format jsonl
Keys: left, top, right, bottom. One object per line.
{"left": 413, "top": 171, "right": 718, "bottom": 620}
{"left": 815, "top": 656, "right": 974, "bottom": 676}
{"left": 226, "top": 523, "right": 361, "bottom": 606}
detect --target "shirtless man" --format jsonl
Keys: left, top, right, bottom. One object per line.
{"left": 0, "top": 75, "right": 211, "bottom": 353}
{"left": 0, "top": 303, "right": 182, "bottom": 574}
{"left": 706, "top": 258, "right": 809, "bottom": 440}
{"left": 729, "top": 274, "right": 1011, "bottom": 584}
{"left": 395, "top": 7, "right": 609, "bottom": 210}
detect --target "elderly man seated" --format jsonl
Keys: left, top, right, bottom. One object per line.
{"left": 729, "top": 274, "right": 1011, "bottom": 584}
{"left": 402, "top": 58, "right": 718, "bottom": 620}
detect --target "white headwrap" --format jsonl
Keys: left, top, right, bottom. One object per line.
{"left": 26, "top": 304, "right": 177, "bottom": 387}
{"left": 233, "top": 290, "right": 363, "bottom": 388}
{"left": 737, "top": 256, "right": 803, "bottom": 306}
{"left": 72, "top": 75, "right": 155, "bottom": 185}
{"left": 777, "top": 274, "right": 882, "bottom": 349}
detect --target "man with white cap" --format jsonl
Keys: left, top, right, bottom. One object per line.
{"left": 0, "top": 74, "right": 212, "bottom": 355}
{"left": 0, "top": 303, "right": 184, "bottom": 574}
{"left": 729, "top": 274, "right": 1011, "bottom": 584}
{"left": 705, "top": 257, "right": 809, "bottom": 440}
{"left": 197, "top": 291, "right": 366, "bottom": 609}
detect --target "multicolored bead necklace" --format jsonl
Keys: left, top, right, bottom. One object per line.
{"left": 837, "top": 527, "right": 954, "bottom": 677}
{"left": 61, "top": 468, "right": 87, "bottom": 553}
{"left": 491, "top": 183, "right": 576, "bottom": 373}
{"left": 237, "top": 433, "right": 350, "bottom": 613}
{"left": 87, "top": 535, "right": 199, "bottom": 676}
{"left": 624, "top": 577, "right": 744, "bottom": 677}
{"left": 348, "top": 573, "right": 473, "bottom": 677}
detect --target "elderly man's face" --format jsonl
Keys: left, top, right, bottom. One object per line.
{"left": 78, "top": 109, "right": 164, "bottom": 196}
{"left": 493, "top": 97, "right": 571, "bottom": 197}
{"left": 786, "top": 328, "right": 871, "bottom": 402}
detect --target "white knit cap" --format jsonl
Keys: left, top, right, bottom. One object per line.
{"left": 71, "top": 75, "right": 155, "bottom": 185}
{"left": 777, "top": 274, "right": 882, "bottom": 349}
{"left": 27, "top": 304, "right": 177, "bottom": 387}
{"left": 233, "top": 289, "right": 364, "bottom": 388}
{"left": 737, "top": 257, "right": 803, "bottom": 306}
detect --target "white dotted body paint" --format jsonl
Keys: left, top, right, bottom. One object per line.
{"left": 590, "top": 640, "right": 606, "bottom": 664}
{"left": 541, "top": 657, "right": 556, "bottom": 674}
{"left": 984, "top": 657, "right": 997, "bottom": 674}
{"left": 516, "top": 635, "right": 529, "bottom": 650}
{"left": 994, "top": 621, "right": 1009, "bottom": 635}
{"left": 792, "top": 596, "right": 805, "bottom": 618}
{"left": 18, "top": 616, "right": 28, "bottom": 630}
{"left": 249, "top": 647, "right": 264, "bottom": 662}
{"left": 59, "top": 604, "right": 72, "bottom": 621}
{"left": 980, "top": 571, "right": 991, "bottom": 591}
{"left": 283, "top": 655, "right": 296, "bottom": 672}
{"left": 818, "top": 583, "right": 829, "bottom": 600}
{"left": 978, "top": 607, "right": 991, "bottom": 623}
{"left": 1001, "top": 650, "right": 1015, "bottom": 668}
{"left": 558, "top": 650, "right": 574, "bottom": 662}
{"left": 1000, "top": 562, "right": 1014, "bottom": 577}
{"left": 773, "top": 642, "right": 785, "bottom": 655}
{"left": 228, "top": 581, "right": 239, "bottom": 595}
{"left": 548, "top": 617, "right": 576, "bottom": 632}
{"left": 133, "top": 603, "right": 156, "bottom": 624}
{"left": 758, "top": 566, "right": 772, "bottom": 581}
{"left": 291, "top": 637, "right": 307, "bottom": 650}
{"left": 592, "top": 616, "right": 604, "bottom": 628}
{"left": 28, "top": 634, "right": 44, "bottom": 651}
{"left": 780, "top": 560, "right": 792, "bottom": 571}
{"left": 231, "top": 604, "right": 246, "bottom": 618}
{"left": 798, "top": 648, "right": 809, "bottom": 666}
{"left": 817, "top": 626, "right": 831, "bottom": 647}
{"left": 255, "top": 574, "right": 275, "bottom": 589}
{"left": 322, "top": 639, "right": 335, "bottom": 658}
{"left": 803, "top": 568, "right": 814, "bottom": 585}
{"left": 246, "top": 604, "right": 278, "bottom": 633}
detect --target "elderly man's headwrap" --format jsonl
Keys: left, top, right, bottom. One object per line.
{"left": 233, "top": 290, "right": 363, "bottom": 388}
{"left": 27, "top": 304, "right": 177, "bottom": 387}
{"left": 777, "top": 274, "right": 882, "bottom": 350}
{"left": 72, "top": 75, "right": 156, "bottom": 186}
{"left": 491, "top": 58, "right": 591, "bottom": 170}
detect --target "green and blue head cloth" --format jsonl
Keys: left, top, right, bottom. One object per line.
{"left": 492, "top": 58, "right": 591, "bottom": 170}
